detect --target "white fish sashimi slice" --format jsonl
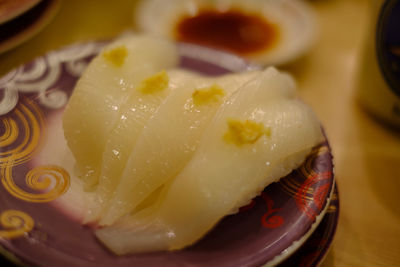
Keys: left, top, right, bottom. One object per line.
{"left": 95, "top": 67, "right": 323, "bottom": 254}
{"left": 62, "top": 34, "right": 179, "bottom": 190}
{"left": 98, "top": 70, "right": 261, "bottom": 226}
{"left": 84, "top": 70, "right": 202, "bottom": 223}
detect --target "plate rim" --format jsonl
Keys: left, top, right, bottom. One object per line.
{"left": 0, "top": 0, "right": 42, "bottom": 25}
{"left": 264, "top": 178, "right": 336, "bottom": 267}
{"left": 0, "top": 0, "right": 61, "bottom": 54}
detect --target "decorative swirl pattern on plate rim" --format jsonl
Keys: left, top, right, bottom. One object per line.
{"left": 0, "top": 42, "right": 105, "bottom": 115}
{"left": 0, "top": 210, "right": 34, "bottom": 239}
{"left": 0, "top": 97, "right": 43, "bottom": 167}
{"left": 0, "top": 97, "right": 70, "bottom": 202}
{"left": 2, "top": 164, "right": 70, "bottom": 203}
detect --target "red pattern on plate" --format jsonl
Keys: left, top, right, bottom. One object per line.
{"left": 260, "top": 192, "right": 284, "bottom": 229}
{"left": 295, "top": 171, "right": 332, "bottom": 220}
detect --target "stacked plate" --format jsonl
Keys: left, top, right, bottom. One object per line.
{"left": 0, "top": 0, "right": 60, "bottom": 53}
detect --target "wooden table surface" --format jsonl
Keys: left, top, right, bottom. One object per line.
{"left": 1, "top": 0, "right": 400, "bottom": 266}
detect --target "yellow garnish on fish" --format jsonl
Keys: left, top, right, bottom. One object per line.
{"left": 102, "top": 46, "right": 128, "bottom": 67}
{"left": 192, "top": 84, "right": 226, "bottom": 105}
{"left": 224, "top": 119, "right": 271, "bottom": 146}
{"left": 138, "top": 70, "right": 169, "bottom": 94}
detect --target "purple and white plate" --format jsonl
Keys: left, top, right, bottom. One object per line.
{"left": 0, "top": 41, "right": 336, "bottom": 266}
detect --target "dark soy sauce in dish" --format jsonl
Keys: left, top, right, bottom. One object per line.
{"left": 175, "top": 9, "right": 279, "bottom": 55}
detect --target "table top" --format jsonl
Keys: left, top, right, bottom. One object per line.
{"left": 0, "top": 0, "right": 399, "bottom": 266}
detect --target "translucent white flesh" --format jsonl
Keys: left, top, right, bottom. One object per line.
{"left": 83, "top": 70, "right": 195, "bottom": 223}
{"left": 83, "top": 70, "right": 195, "bottom": 222}
{"left": 62, "top": 35, "right": 179, "bottom": 190}
{"left": 95, "top": 68, "right": 324, "bottom": 254}
{"left": 98, "top": 70, "right": 261, "bottom": 226}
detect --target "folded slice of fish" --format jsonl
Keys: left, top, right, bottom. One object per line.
{"left": 96, "top": 67, "right": 323, "bottom": 254}
{"left": 98, "top": 69, "right": 261, "bottom": 226}
{"left": 63, "top": 34, "right": 179, "bottom": 191}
